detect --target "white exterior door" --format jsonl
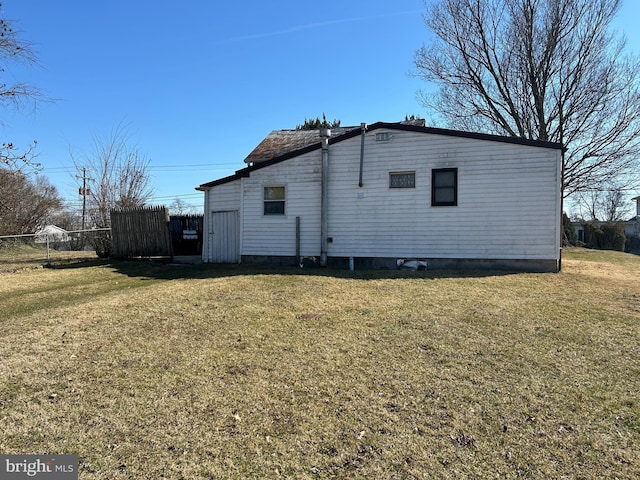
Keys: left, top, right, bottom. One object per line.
{"left": 211, "top": 211, "right": 240, "bottom": 263}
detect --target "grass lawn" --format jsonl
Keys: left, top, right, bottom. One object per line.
{"left": 0, "top": 243, "right": 97, "bottom": 274}
{"left": 0, "top": 246, "right": 638, "bottom": 479}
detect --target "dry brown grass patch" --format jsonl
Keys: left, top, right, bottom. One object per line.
{"left": 0, "top": 248, "right": 638, "bottom": 478}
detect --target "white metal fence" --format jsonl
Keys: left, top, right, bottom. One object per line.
{"left": 0, "top": 228, "right": 111, "bottom": 263}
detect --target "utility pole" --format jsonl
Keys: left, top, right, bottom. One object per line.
{"left": 76, "top": 167, "right": 93, "bottom": 232}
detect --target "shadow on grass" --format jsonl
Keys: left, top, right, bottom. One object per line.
{"left": 44, "top": 256, "right": 525, "bottom": 281}
{"left": 0, "top": 256, "right": 101, "bottom": 274}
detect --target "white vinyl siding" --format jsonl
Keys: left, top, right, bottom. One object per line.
{"left": 325, "top": 129, "right": 560, "bottom": 260}
{"left": 205, "top": 180, "right": 241, "bottom": 211}
{"left": 202, "top": 127, "right": 561, "bottom": 264}
{"left": 241, "top": 150, "right": 321, "bottom": 257}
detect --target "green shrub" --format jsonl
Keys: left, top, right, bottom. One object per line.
{"left": 582, "top": 221, "right": 601, "bottom": 249}
{"left": 601, "top": 222, "right": 626, "bottom": 251}
{"left": 582, "top": 221, "right": 626, "bottom": 251}
{"left": 88, "top": 230, "right": 112, "bottom": 258}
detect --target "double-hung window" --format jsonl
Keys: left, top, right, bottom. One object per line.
{"left": 432, "top": 168, "right": 458, "bottom": 206}
{"left": 264, "top": 186, "right": 285, "bottom": 215}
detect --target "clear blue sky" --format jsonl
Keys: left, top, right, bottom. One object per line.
{"left": 3, "top": 1, "right": 640, "bottom": 213}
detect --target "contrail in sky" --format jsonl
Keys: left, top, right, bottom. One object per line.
{"left": 220, "top": 10, "right": 421, "bottom": 44}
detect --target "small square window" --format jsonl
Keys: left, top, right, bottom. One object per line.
{"left": 432, "top": 168, "right": 457, "bottom": 206}
{"left": 390, "top": 172, "right": 415, "bottom": 188}
{"left": 264, "top": 186, "right": 285, "bottom": 215}
{"left": 376, "top": 132, "right": 391, "bottom": 142}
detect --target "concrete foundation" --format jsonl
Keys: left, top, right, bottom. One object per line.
{"left": 239, "top": 255, "right": 560, "bottom": 273}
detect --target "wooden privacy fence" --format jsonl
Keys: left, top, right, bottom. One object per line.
{"left": 110, "top": 206, "right": 173, "bottom": 259}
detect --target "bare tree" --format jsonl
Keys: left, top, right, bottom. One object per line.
{"left": 414, "top": 0, "right": 640, "bottom": 197}
{"left": 600, "top": 189, "right": 631, "bottom": 222}
{"left": 71, "top": 125, "right": 153, "bottom": 229}
{"left": 170, "top": 198, "right": 191, "bottom": 216}
{"left": 0, "top": 169, "right": 62, "bottom": 235}
{"left": 574, "top": 186, "right": 632, "bottom": 221}
{"left": 50, "top": 208, "right": 82, "bottom": 231}
{"left": 0, "top": 4, "right": 46, "bottom": 171}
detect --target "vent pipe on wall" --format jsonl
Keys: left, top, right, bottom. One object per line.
{"left": 320, "top": 128, "right": 331, "bottom": 267}
{"left": 358, "top": 122, "right": 367, "bottom": 187}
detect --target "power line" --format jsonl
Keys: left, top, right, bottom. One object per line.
{"left": 61, "top": 192, "right": 203, "bottom": 207}
{"left": 40, "top": 162, "right": 238, "bottom": 173}
{"left": 148, "top": 193, "right": 203, "bottom": 201}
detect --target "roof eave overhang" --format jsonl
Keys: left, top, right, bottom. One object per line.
{"left": 196, "top": 122, "right": 564, "bottom": 190}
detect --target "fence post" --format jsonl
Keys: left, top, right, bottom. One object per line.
{"left": 296, "top": 216, "right": 300, "bottom": 266}
{"left": 46, "top": 233, "right": 50, "bottom": 264}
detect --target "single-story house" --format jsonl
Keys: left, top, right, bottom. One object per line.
{"left": 630, "top": 197, "right": 640, "bottom": 238}
{"left": 572, "top": 196, "right": 640, "bottom": 242}
{"left": 623, "top": 196, "right": 640, "bottom": 239}
{"left": 34, "top": 225, "right": 70, "bottom": 244}
{"left": 197, "top": 120, "right": 563, "bottom": 272}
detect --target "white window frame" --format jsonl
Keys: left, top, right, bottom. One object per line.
{"left": 263, "top": 185, "right": 286, "bottom": 216}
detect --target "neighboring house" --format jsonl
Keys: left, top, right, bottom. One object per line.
{"left": 34, "top": 225, "right": 70, "bottom": 244}
{"left": 628, "top": 197, "right": 640, "bottom": 238}
{"left": 572, "top": 196, "right": 640, "bottom": 242}
{"left": 197, "top": 121, "right": 563, "bottom": 272}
